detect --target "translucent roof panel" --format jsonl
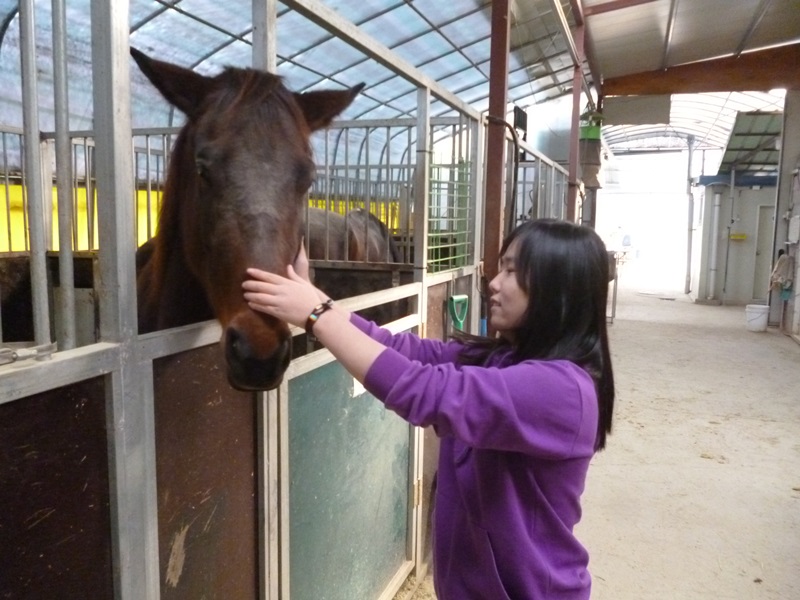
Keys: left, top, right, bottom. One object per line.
{"left": 1, "top": 0, "right": 793, "bottom": 169}
{"left": 602, "top": 91, "right": 787, "bottom": 176}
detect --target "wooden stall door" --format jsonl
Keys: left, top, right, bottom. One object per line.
{"left": 153, "top": 346, "right": 259, "bottom": 599}
{"left": 0, "top": 378, "right": 114, "bottom": 599}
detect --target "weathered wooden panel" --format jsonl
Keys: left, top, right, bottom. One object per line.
{"left": 0, "top": 377, "right": 113, "bottom": 599}
{"left": 153, "top": 346, "right": 258, "bottom": 599}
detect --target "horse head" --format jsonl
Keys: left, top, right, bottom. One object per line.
{"left": 132, "top": 48, "right": 364, "bottom": 391}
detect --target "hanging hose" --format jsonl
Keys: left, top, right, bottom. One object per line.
{"left": 486, "top": 114, "right": 522, "bottom": 238}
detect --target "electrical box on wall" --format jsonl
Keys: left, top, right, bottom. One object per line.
{"left": 788, "top": 215, "right": 800, "bottom": 243}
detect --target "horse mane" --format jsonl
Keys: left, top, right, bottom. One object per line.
{"left": 214, "top": 68, "right": 311, "bottom": 139}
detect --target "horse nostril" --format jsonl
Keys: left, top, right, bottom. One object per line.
{"left": 226, "top": 327, "right": 251, "bottom": 363}
{"left": 224, "top": 327, "right": 292, "bottom": 391}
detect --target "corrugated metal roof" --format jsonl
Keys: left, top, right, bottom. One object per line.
{"left": 717, "top": 111, "right": 783, "bottom": 177}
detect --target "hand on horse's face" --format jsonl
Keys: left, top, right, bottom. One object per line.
{"left": 294, "top": 243, "right": 310, "bottom": 282}
{"left": 243, "top": 266, "right": 320, "bottom": 329}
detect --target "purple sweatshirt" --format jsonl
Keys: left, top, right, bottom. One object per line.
{"left": 352, "top": 314, "right": 599, "bottom": 600}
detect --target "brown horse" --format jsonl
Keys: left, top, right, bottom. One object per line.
{"left": 132, "top": 48, "right": 365, "bottom": 391}
{"left": 306, "top": 207, "right": 402, "bottom": 263}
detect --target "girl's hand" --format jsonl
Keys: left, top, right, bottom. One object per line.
{"left": 293, "top": 241, "right": 311, "bottom": 282}
{"left": 243, "top": 265, "right": 320, "bottom": 329}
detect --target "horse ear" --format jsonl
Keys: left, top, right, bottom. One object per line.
{"left": 131, "top": 47, "right": 211, "bottom": 119}
{"left": 294, "top": 83, "right": 365, "bottom": 131}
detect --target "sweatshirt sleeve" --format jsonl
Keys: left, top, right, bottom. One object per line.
{"left": 363, "top": 346, "right": 598, "bottom": 459}
{"left": 350, "top": 312, "right": 463, "bottom": 365}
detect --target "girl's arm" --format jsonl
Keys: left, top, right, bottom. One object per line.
{"left": 260, "top": 244, "right": 460, "bottom": 365}
{"left": 242, "top": 264, "right": 597, "bottom": 458}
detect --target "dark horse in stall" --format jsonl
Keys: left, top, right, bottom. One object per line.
{"left": 306, "top": 207, "right": 402, "bottom": 262}
{"left": 131, "top": 48, "right": 378, "bottom": 391}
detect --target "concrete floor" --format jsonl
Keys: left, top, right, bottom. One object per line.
{"left": 398, "top": 275, "right": 800, "bottom": 600}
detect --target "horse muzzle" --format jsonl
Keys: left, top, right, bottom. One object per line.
{"left": 223, "top": 314, "right": 292, "bottom": 391}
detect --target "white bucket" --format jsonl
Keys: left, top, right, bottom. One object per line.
{"left": 745, "top": 304, "right": 769, "bottom": 332}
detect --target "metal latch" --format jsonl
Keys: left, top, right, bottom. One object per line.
{"left": 0, "top": 342, "right": 57, "bottom": 366}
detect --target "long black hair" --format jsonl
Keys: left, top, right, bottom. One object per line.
{"left": 458, "top": 219, "right": 615, "bottom": 449}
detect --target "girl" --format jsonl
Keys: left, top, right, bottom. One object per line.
{"left": 242, "top": 218, "right": 614, "bottom": 599}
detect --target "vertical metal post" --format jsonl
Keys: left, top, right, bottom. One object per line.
{"left": 412, "top": 87, "right": 431, "bottom": 573}
{"left": 414, "top": 88, "right": 431, "bottom": 292}
{"left": 566, "top": 25, "right": 585, "bottom": 222}
{"left": 19, "top": 0, "right": 52, "bottom": 348}
{"left": 470, "top": 116, "right": 485, "bottom": 335}
{"left": 52, "top": 0, "right": 77, "bottom": 350}
{"left": 252, "top": 3, "right": 280, "bottom": 598}
{"left": 91, "top": 0, "right": 160, "bottom": 598}
{"left": 685, "top": 135, "right": 695, "bottom": 294}
{"left": 253, "top": 0, "right": 277, "bottom": 72}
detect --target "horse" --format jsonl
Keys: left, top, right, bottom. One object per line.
{"left": 306, "top": 207, "right": 403, "bottom": 263}
{"left": 131, "top": 48, "right": 367, "bottom": 391}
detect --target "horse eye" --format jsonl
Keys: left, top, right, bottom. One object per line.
{"left": 295, "top": 161, "right": 316, "bottom": 193}
{"left": 195, "top": 157, "right": 210, "bottom": 179}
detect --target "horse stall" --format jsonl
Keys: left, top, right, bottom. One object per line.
{"left": 0, "top": 3, "right": 570, "bottom": 599}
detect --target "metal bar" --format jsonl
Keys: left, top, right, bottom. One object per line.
{"left": 251, "top": 5, "right": 278, "bottom": 597}
{"left": 19, "top": 0, "right": 52, "bottom": 347}
{"left": 52, "top": 0, "right": 76, "bottom": 350}
{"left": 469, "top": 115, "right": 483, "bottom": 334}
{"left": 0, "top": 342, "right": 121, "bottom": 405}
{"left": 135, "top": 320, "right": 222, "bottom": 362}
{"left": 659, "top": 0, "right": 678, "bottom": 70}
{"left": 278, "top": 380, "right": 291, "bottom": 599}
{"left": 85, "top": 137, "right": 95, "bottom": 249}
{"left": 90, "top": 1, "right": 159, "bottom": 598}
{"left": 566, "top": 25, "right": 584, "bottom": 222}
{"left": 684, "top": 135, "right": 695, "bottom": 294}
{"left": 257, "top": 388, "right": 280, "bottom": 600}
{"left": 414, "top": 86, "right": 431, "bottom": 318}
{"left": 2, "top": 134, "right": 12, "bottom": 250}
{"left": 548, "top": 0, "right": 594, "bottom": 110}
{"left": 583, "top": 0, "right": 659, "bottom": 16}
{"left": 252, "top": 0, "right": 277, "bottom": 72}
{"left": 71, "top": 142, "right": 79, "bottom": 247}
{"left": 735, "top": 0, "right": 773, "bottom": 57}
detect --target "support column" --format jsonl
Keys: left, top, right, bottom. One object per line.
{"left": 483, "top": 0, "right": 510, "bottom": 288}
{"left": 566, "top": 25, "right": 585, "bottom": 222}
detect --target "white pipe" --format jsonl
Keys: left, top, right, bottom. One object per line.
{"left": 707, "top": 192, "right": 722, "bottom": 299}
{"left": 722, "top": 170, "right": 736, "bottom": 305}
{"left": 684, "top": 136, "right": 695, "bottom": 294}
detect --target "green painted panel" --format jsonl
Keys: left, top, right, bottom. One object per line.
{"left": 289, "top": 361, "right": 410, "bottom": 600}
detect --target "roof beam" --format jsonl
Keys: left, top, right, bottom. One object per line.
{"left": 583, "top": 0, "right": 660, "bottom": 17}
{"left": 281, "top": 0, "right": 480, "bottom": 119}
{"left": 659, "top": 0, "right": 678, "bottom": 70}
{"left": 568, "top": 0, "right": 603, "bottom": 97}
{"left": 735, "top": 0, "right": 773, "bottom": 57}
{"left": 603, "top": 43, "right": 800, "bottom": 95}
{"left": 548, "top": 0, "right": 595, "bottom": 110}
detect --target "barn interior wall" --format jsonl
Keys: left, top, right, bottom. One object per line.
{"left": 774, "top": 90, "right": 800, "bottom": 337}
{"left": 696, "top": 185, "right": 777, "bottom": 306}
{"left": 522, "top": 95, "right": 574, "bottom": 165}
